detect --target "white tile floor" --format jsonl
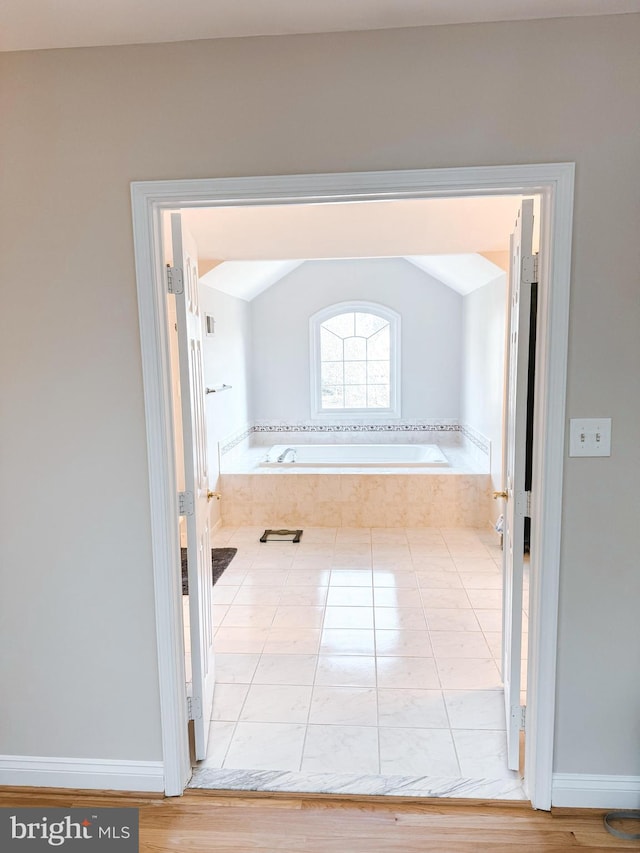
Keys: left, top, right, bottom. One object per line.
{"left": 190, "top": 525, "right": 528, "bottom": 786}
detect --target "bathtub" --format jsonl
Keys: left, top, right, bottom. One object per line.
{"left": 261, "top": 443, "right": 448, "bottom": 467}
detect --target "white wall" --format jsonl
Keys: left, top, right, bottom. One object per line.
{"left": 0, "top": 15, "right": 639, "bottom": 784}
{"left": 461, "top": 274, "right": 507, "bottom": 487}
{"left": 250, "top": 258, "right": 462, "bottom": 423}
{"left": 200, "top": 285, "right": 252, "bottom": 489}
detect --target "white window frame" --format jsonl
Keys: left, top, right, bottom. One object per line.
{"left": 310, "top": 301, "right": 401, "bottom": 419}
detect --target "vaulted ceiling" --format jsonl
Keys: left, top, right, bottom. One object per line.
{"left": 181, "top": 195, "right": 520, "bottom": 299}
{"left": 181, "top": 196, "right": 523, "bottom": 262}
{"left": 200, "top": 255, "right": 506, "bottom": 301}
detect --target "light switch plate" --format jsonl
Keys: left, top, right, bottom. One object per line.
{"left": 569, "top": 418, "right": 612, "bottom": 457}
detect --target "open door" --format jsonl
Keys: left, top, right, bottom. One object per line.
{"left": 170, "top": 212, "right": 215, "bottom": 761}
{"left": 502, "top": 199, "right": 536, "bottom": 771}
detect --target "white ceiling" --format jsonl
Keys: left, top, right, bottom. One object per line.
{"left": 185, "top": 195, "right": 518, "bottom": 300}
{"left": 180, "top": 196, "right": 523, "bottom": 262}
{"left": 2, "top": 0, "right": 639, "bottom": 52}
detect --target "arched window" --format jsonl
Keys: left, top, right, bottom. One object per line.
{"left": 310, "top": 301, "right": 400, "bottom": 417}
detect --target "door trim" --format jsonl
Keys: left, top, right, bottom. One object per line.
{"left": 130, "top": 164, "right": 575, "bottom": 806}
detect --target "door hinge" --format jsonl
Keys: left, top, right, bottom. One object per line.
{"left": 511, "top": 704, "right": 526, "bottom": 731}
{"left": 515, "top": 490, "right": 530, "bottom": 519}
{"left": 178, "top": 491, "right": 194, "bottom": 516}
{"left": 166, "top": 265, "right": 184, "bottom": 295}
{"left": 522, "top": 253, "right": 539, "bottom": 284}
{"left": 186, "top": 696, "right": 202, "bottom": 721}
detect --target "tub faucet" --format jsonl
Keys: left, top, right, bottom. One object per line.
{"left": 277, "top": 447, "right": 296, "bottom": 463}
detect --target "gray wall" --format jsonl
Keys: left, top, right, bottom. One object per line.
{"left": 1, "top": 15, "right": 639, "bottom": 777}
{"left": 250, "top": 258, "right": 462, "bottom": 423}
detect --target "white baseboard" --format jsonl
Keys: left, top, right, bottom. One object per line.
{"left": 552, "top": 773, "right": 640, "bottom": 809}
{"left": 0, "top": 755, "right": 164, "bottom": 792}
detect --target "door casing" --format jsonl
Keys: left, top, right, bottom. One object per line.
{"left": 130, "top": 163, "right": 575, "bottom": 808}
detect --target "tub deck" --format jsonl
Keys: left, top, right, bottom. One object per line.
{"left": 261, "top": 443, "right": 449, "bottom": 468}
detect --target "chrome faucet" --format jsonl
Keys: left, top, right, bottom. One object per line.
{"left": 277, "top": 447, "right": 296, "bottom": 463}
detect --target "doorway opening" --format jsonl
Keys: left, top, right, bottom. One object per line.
{"left": 131, "top": 164, "right": 574, "bottom": 809}
{"left": 168, "top": 195, "right": 536, "bottom": 796}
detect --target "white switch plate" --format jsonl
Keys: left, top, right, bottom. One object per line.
{"left": 569, "top": 418, "right": 612, "bottom": 457}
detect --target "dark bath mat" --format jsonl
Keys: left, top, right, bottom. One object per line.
{"left": 181, "top": 547, "right": 237, "bottom": 595}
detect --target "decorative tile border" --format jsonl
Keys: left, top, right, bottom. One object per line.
{"left": 460, "top": 423, "right": 490, "bottom": 456}
{"left": 220, "top": 425, "right": 253, "bottom": 456}
{"left": 220, "top": 421, "right": 491, "bottom": 457}
{"left": 253, "top": 421, "right": 459, "bottom": 434}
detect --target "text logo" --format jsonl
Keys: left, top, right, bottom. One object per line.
{"left": 1, "top": 808, "right": 138, "bottom": 850}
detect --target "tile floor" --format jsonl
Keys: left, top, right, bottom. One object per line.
{"left": 189, "top": 525, "right": 528, "bottom": 786}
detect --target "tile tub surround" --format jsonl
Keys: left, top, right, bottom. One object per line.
{"left": 459, "top": 424, "right": 492, "bottom": 470}
{"left": 250, "top": 422, "right": 460, "bottom": 446}
{"left": 220, "top": 469, "right": 491, "bottom": 528}
{"left": 191, "top": 525, "right": 526, "bottom": 798}
{"left": 218, "top": 423, "right": 494, "bottom": 528}
{"left": 221, "top": 422, "right": 487, "bottom": 454}
{"left": 219, "top": 423, "right": 254, "bottom": 466}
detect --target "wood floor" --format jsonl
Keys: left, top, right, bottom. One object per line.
{"left": 0, "top": 788, "right": 637, "bottom": 852}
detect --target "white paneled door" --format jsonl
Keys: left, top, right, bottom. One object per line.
{"left": 502, "top": 199, "right": 535, "bottom": 771}
{"left": 170, "top": 213, "right": 215, "bottom": 761}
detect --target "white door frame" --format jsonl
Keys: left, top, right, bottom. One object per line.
{"left": 130, "top": 164, "right": 574, "bottom": 808}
